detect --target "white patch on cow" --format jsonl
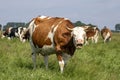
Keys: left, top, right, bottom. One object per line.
{"left": 93, "top": 29, "right": 99, "bottom": 43}
{"left": 72, "top": 27, "right": 86, "bottom": 46}
{"left": 15, "top": 32, "right": 19, "bottom": 37}
{"left": 8, "top": 27, "right": 13, "bottom": 34}
{"left": 28, "top": 20, "right": 39, "bottom": 55}
{"left": 8, "top": 37, "right": 11, "bottom": 40}
{"left": 55, "top": 20, "right": 63, "bottom": 30}
{"left": 104, "top": 32, "right": 110, "bottom": 42}
{"left": 1, "top": 35, "right": 5, "bottom": 39}
{"left": 106, "top": 32, "right": 110, "bottom": 38}
{"left": 59, "top": 60, "right": 65, "bottom": 73}
{"left": 22, "top": 39, "right": 26, "bottom": 43}
{"left": 47, "top": 25, "right": 55, "bottom": 47}
{"left": 47, "top": 17, "right": 52, "bottom": 19}
{"left": 29, "top": 20, "right": 35, "bottom": 36}
{"left": 64, "top": 18, "right": 69, "bottom": 20}
{"left": 39, "top": 15, "right": 47, "bottom": 19}
{"left": 18, "top": 27, "right": 22, "bottom": 36}
{"left": 19, "top": 27, "right": 27, "bottom": 42}
{"left": 47, "top": 20, "right": 63, "bottom": 47}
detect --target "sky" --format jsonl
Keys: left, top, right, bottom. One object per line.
{"left": 0, "top": 0, "right": 120, "bottom": 30}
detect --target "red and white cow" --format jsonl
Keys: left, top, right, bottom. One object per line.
{"left": 82, "top": 26, "right": 99, "bottom": 45}
{"left": 22, "top": 16, "right": 86, "bottom": 73}
{"left": 101, "top": 26, "right": 112, "bottom": 43}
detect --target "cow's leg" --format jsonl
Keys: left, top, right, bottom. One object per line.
{"left": 109, "top": 37, "right": 111, "bottom": 41}
{"left": 32, "top": 53, "right": 36, "bottom": 69}
{"left": 62, "top": 53, "right": 71, "bottom": 64}
{"left": 94, "top": 36, "right": 98, "bottom": 43}
{"left": 104, "top": 37, "right": 107, "bottom": 43}
{"left": 56, "top": 53, "right": 65, "bottom": 73}
{"left": 8, "top": 34, "right": 11, "bottom": 40}
{"left": 84, "top": 36, "right": 88, "bottom": 45}
{"left": 44, "top": 55, "right": 48, "bottom": 69}
{"left": 85, "top": 39, "right": 89, "bottom": 45}
{"left": 91, "top": 37, "right": 94, "bottom": 43}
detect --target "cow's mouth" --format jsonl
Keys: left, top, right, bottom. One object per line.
{"left": 76, "top": 44, "right": 83, "bottom": 48}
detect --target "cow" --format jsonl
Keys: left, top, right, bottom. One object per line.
{"left": 101, "top": 26, "right": 112, "bottom": 43}
{"left": 2, "top": 27, "right": 19, "bottom": 39}
{"left": 1, "top": 27, "right": 12, "bottom": 39}
{"left": 22, "top": 16, "right": 86, "bottom": 73}
{"left": 82, "top": 26, "right": 99, "bottom": 45}
{"left": 19, "top": 27, "right": 29, "bottom": 42}
{"left": 1, "top": 27, "right": 28, "bottom": 42}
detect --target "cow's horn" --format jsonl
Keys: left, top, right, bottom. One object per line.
{"left": 66, "top": 26, "right": 73, "bottom": 31}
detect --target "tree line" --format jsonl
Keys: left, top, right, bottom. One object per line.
{"left": 0, "top": 21, "right": 120, "bottom": 31}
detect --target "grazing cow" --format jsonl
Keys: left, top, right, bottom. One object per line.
{"left": 82, "top": 26, "right": 99, "bottom": 45}
{"left": 22, "top": 16, "right": 86, "bottom": 73}
{"left": 1, "top": 27, "right": 28, "bottom": 41}
{"left": 19, "top": 27, "right": 29, "bottom": 42}
{"left": 2, "top": 27, "right": 12, "bottom": 38}
{"left": 2, "top": 27, "right": 19, "bottom": 39}
{"left": 101, "top": 26, "right": 112, "bottom": 43}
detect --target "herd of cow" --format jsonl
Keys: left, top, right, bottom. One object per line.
{"left": 1, "top": 16, "right": 112, "bottom": 73}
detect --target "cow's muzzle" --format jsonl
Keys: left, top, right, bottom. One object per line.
{"left": 76, "top": 44, "right": 83, "bottom": 48}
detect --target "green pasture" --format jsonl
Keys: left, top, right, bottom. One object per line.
{"left": 0, "top": 32, "right": 120, "bottom": 80}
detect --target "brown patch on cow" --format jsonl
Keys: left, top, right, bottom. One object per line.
{"left": 32, "top": 17, "right": 65, "bottom": 48}
{"left": 54, "top": 19, "right": 75, "bottom": 56}
{"left": 85, "top": 27, "right": 98, "bottom": 39}
{"left": 44, "top": 38, "right": 52, "bottom": 45}
{"left": 56, "top": 53, "right": 63, "bottom": 61}
{"left": 86, "top": 30, "right": 96, "bottom": 38}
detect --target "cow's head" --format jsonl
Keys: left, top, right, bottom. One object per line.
{"left": 67, "top": 27, "right": 86, "bottom": 48}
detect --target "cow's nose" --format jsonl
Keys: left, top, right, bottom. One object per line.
{"left": 77, "top": 39, "right": 84, "bottom": 43}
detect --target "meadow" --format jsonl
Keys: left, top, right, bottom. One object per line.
{"left": 0, "top": 32, "right": 120, "bottom": 80}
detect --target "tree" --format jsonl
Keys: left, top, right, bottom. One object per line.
{"left": 73, "top": 21, "right": 86, "bottom": 27}
{"left": 87, "top": 24, "right": 97, "bottom": 27}
{"left": 0, "top": 24, "right": 2, "bottom": 30}
{"left": 3, "top": 22, "right": 26, "bottom": 30}
{"left": 115, "top": 24, "right": 120, "bottom": 31}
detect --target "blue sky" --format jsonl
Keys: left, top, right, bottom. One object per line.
{"left": 0, "top": 0, "right": 120, "bottom": 30}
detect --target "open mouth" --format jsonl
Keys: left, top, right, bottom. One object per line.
{"left": 76, "top": 44, "right": 83, "bottom": 48}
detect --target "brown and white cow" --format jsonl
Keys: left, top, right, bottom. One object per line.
{"left": 82, "top": 26, "right": 99, "bottom": 45}
{"left": 101, "top": 26, "right": 112, "bottom": 43}
{"left": 22, "top": 16, "right": 86, "bottom": 73}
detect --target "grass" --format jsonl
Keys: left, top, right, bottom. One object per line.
{"left": 0, "top": 32, "right": 120, "bottom": 80}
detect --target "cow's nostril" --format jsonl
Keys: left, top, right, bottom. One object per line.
{"left": 77, "top": 39, "right": 83, "bottom": 43}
